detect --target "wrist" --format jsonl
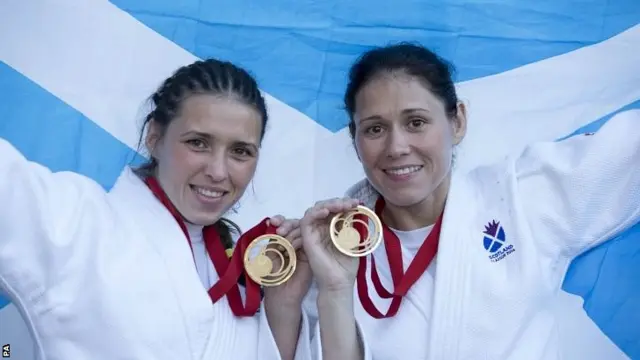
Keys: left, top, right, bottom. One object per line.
{"left": 264, "top": 300, "right": 302, "bottom": 331}
{"left": 264, "top": 297, "right": 302, "bottom": 317}
{"left": 316, "top": 288, "right": 361, "bottom": 360}
{"left": 263, "top": 297, "right": 303, "bottom": 360}
{"left": 316, "top": 280, "right": 354, "bottom": 296}
{"left": 317, "top": 288, "right": 354, "bottom": 310}
{"left": 263, "top": 288, "right": 304, "bottom": 309}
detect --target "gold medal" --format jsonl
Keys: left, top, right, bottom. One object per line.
{"left": 330, "top": 205, "right": 382, "bottom": 257}
{"left": 243, "top": 234, "right": 297, "bottom": 287}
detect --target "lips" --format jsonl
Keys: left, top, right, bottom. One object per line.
{"left": 190, "top": 185, "right": 227, "bottom": 199}
{"left": 383, "top": 165, "right": 423, "bottom": 176}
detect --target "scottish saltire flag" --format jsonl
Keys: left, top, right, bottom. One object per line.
{"left": 0, "top": 0, "right": 638, "bottom": 358}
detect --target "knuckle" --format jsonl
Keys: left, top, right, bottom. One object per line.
{"left": 304, "top": 207, "right": 314, "bottom": 217}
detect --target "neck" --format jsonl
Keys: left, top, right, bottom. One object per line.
{"left": 382, "top": 173, "right": 450, "bottom": 231}
{"left": 185, "top": 220, "right": 204, "bottom": 230}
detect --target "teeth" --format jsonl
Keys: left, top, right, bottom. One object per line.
{"left": 386, "top": 166, "right": 422, "bottom": 175}
{"left": 194, "top": 186, "right": 224, "bottom": 198}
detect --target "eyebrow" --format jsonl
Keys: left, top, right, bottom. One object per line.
{"left": 182, "top": 130, "right": 212, "bottom": 139}
{"left": 358, "top": 107, "right": 430, "bottom": 123}
{"left": 403, "top": 107, "right": 430, "bottom": 114}
{"left": 182, "top": 131, "right": 259, "bottom": 150}
{"left": 236, "top": 141, "right": 259, "bottom": 151}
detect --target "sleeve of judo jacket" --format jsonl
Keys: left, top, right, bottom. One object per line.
{"left": 514, "top": 109, "right": 640, "bottom": 259}
{"left": 0, "top": 138, "right": 109, "bottom": 306}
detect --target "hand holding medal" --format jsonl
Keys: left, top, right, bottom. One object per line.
{"left": 300, "top": 194, "right": 443, "bottom": 320}
{"left": 244, "top": 203, "right": 384, "bottom": 292}
{"left": 252, "top": 216, "right": 313, "bottom": 309}
{"left": 299, "top": 197, "right": 382, "bottom": 293}
{"left": 207, "top": 215, "right": 310, "bottom": 316}
{"left": 330, "top": 205, "right": 383, "bottom": 257}
{"left": 243, "top": 227, "right": 297, "bottom": 287}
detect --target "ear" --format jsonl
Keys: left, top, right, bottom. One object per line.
{"left": 144, "top": 119, "right": 162, "bottom": 158}
{"left": 451, "top": 101, "right": 467, "bottom": 146}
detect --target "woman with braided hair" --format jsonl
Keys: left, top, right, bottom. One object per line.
{"left": 0, "top": 59, "right": 362, "bottom": 359}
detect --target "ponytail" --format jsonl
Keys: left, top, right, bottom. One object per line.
{"left": 214, "top": 217, "right": 241, "bottom": 250}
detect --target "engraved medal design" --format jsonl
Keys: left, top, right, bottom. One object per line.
{"left": 244, "top": 234, "right": 297, "bottom": 287}
{"left": 330, "top": 205, "right": 382, "bottom": 257}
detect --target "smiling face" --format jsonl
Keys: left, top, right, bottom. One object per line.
{"left": 146, "top": 93, "right": 263, "bottom": 226}
{"left": 352, "top": 72, "right": 466, "bottom": 209}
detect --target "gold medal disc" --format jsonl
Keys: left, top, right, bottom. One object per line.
{"left": 329, "top": 205, "right": 382, "bottom": 257}
{"left": 243, "top": 234, "right": 297, "bottom": 287}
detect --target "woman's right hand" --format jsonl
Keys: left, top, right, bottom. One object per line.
{"left": 299, "top": 197, "right": 361, "bottom": 293}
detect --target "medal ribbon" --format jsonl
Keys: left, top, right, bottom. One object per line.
{"left": 146, "top": 177, "right": 276, "bottom": 317}
{"left": 354, "top": 196, "right": 443, "bottom": 318}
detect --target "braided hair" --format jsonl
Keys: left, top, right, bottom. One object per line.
{"left": 135, "top": 59, "right": 268, "bottom": 249}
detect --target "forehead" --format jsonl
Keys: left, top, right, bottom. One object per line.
{"left": 354, "top": 73, "right": 445, "bottom": 119}
{"left": 171, "top": 93, "right": 262, "bottom": 144}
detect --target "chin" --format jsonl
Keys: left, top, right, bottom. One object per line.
{"left": 182, "top": 211, "right": 222, "bottom": 226}
{"left": 380, "top": 188, "right": 432, "bottom": 208}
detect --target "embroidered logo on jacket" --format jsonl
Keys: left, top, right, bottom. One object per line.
{"left": 482, "top": 220, "right": 515, "bottom": 262}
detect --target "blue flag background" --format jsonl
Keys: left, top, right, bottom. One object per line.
{"left": 0, "top": 0, "right": 638, "bottom": 358}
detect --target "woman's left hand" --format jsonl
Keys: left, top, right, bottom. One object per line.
{"left": 262, "top": 215, "right": 312, "bottom": 309}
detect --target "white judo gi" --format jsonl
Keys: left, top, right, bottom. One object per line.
{"left": 0, "top": 143, "right": 320, "bottom": 360}
{"left": 304, "top": 109, "right": 640, "bottom": 360}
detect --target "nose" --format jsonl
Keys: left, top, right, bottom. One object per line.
{"left": 204, "top": 151, "right": 229, "bottom": 182}
{"left": 385, "top": 128, "right": 411, "bottom": 159}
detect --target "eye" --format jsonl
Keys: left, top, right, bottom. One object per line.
{"left": 364, "top": 125, "right": 384, "bottom": 136}
{"left": 232, "top": 147, "right": 253, "bottom": 157}
{"left": 407, "top": 118, "right": 427, "bottom": 130}
{"left": 186, "top": 138, "right": 207, "bottom": 149}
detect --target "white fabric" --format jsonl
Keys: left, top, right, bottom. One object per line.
{"left": 304, "top": 109, "right": 640, "bottom": 360}
{"left": 187, "top": 223, "right": 215, "bottom": 289}
{"left": 0, "top": 147, "right": 316, "bottom": 360}
{"left": 391, "top": 226, "right": 436, "bottom": 277}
